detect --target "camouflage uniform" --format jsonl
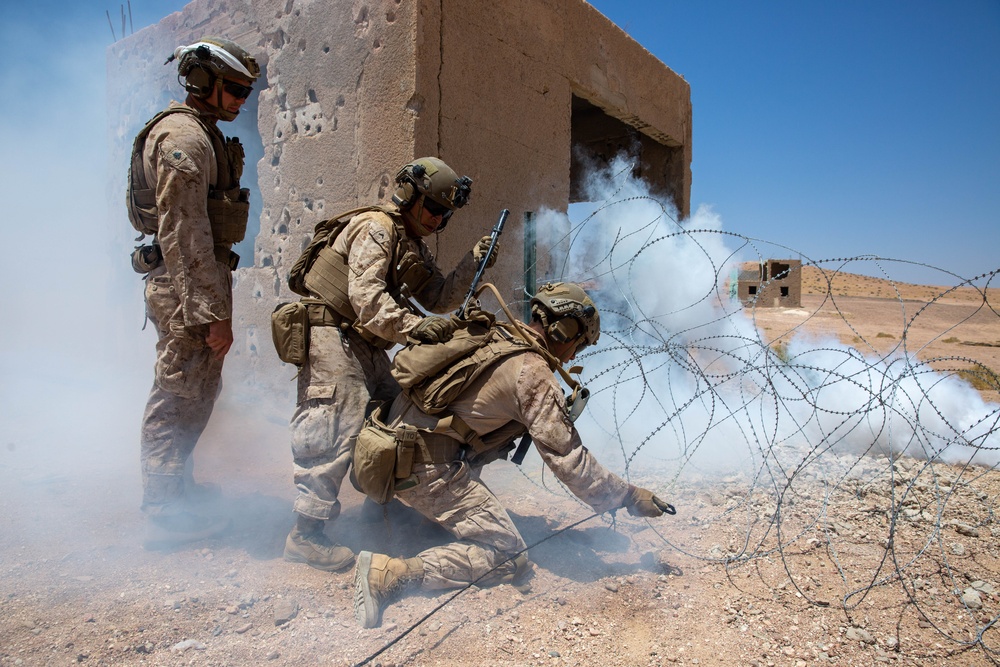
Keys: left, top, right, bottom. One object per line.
{"left": 139, "top": 102, "right": 237, "bottom": 514}
{"left": 292, "top": 209, "right": 478, "bottom": 521}
{"left": 387, "top": 328, "right": 630, "bottom": 589}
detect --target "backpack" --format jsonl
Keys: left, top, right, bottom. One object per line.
{"left": 391, "top": 309, "right": 532, "bottom": 414}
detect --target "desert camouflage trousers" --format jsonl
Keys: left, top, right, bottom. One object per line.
{"left": 140, "top": 267, "right": 225, "bottom": 515}
{"left": 290, "top": 324, "right": 398, "bottom": 520}
{"left": 396, "top": 460, "right": 529, "bottom": 589}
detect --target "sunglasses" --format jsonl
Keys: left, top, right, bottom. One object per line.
{"left": 222, "top": 80, "right": 254, "bottom": 99}
{"left": 422, "top": 197, "right": 450, "bottom": 217}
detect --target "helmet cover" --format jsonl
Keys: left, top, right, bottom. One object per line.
{"left": 395, "top": 157, "right": 472, "bottom": 212}
{"left": 173, "top": 38, "right": 259, "bottom": 119}
{"left": 174, "top": 37, "right": 260, "bottom": 82}
{"left": 530, "top": 282, "right": 601, "bottom": 350}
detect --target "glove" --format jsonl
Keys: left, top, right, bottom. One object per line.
{"left": 623, "top": 484, "right": 674, "bottom": 518}
{"left": 473, "top": 235, "right": 500, "bottom": 269}
{"left": 410, "top": 316, "right": 458, "bottom": 344}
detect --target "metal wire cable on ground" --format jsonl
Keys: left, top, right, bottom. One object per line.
{"left": 351, "top": 512, "right": 601, "bottom": 667}
{"left": 516, "top": 164, "right": 1000, "bottom": 656}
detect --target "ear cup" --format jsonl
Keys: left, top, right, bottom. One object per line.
{"left": 184, "top": 65, "right": 214, "bottom": 98}
{"left": 391, "top": 181, "right": 416, "bottom": 208}
{"left": 548, "top": 317, "right": 580, "bottom": 344}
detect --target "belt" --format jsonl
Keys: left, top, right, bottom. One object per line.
{"left": 303, "top": 300, "right": 344, "bottom": 327}
{"left": 141, "top": 243, "right": 239, "bottom": 272}
{"left": 301, "top": 300, "right": 395, "bottom": 350}
{"left": 413, "top": 433, "right": 462, "bottom": 464}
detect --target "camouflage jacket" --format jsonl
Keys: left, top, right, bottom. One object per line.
{"left": 141, "top": 102, "right": 235, "bottom": 325}
{"left": 389, "top": 328, "right": 630, "bottom": 513}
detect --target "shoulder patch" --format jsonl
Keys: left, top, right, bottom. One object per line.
{"left": 366, "top": 222, "right": 392, "bottom": 253}
{"left": 159, "top": 140, "right": 198, "bottom": 174}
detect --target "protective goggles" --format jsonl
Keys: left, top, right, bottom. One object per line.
{"left": 222, "top": 80, "right": 254, "bottom": 99}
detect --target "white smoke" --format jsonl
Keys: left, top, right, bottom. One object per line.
{"left": 535, "top": 156, "right": 1000, "bottom": 480}
{"left": 0, "top": 13, "right": 291, "bottom": 554}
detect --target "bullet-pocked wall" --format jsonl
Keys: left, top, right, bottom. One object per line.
{"left": 107, "top": 0, "right": 691, "bottom": 394}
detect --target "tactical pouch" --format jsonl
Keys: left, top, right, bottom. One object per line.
{"left": 353, "top": 421, "right": 398, "bottom": 505}
{"left": 352, "top": 407, "right": 420, "bottom": 505}
{"left": 393, "top": 249, "right": 434, "bottom": 297}
{"left": 207, "top": 193, "right": 249, "bottom": 244}
{"left": 394, "top": 426, "right": 417, "bottom": 480}
{"left": 270, "top": 301, "right": 309, "bottom": 365}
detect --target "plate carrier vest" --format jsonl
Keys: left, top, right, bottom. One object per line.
{"left": 127, "top": 105, "right": 250, "bottom": 247}
{"left": 288, "top": 206, "right": 435, "bottom": 349}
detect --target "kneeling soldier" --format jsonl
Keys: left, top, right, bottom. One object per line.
{"left": 352, "top": 282, "right": 672, "bottom": 628}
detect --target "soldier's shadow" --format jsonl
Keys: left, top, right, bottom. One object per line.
{"left": 216, "top": 491, "right": 453, "bottom": 560}
{"left": 217, "top": 491, "right": 298, "bottom": 559}
{"left": 215, "top": 491, "right": 651, "bottom": 583}
{"left": 508, "top": 510, "right": 636, "bottom": 582}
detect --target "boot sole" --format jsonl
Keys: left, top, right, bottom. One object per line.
{"left": 354, "top": 551, "right": 380, "bottom": 628}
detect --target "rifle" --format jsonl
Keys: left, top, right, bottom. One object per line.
{"left": 457, "top": 208, "right": 508, "bottom": 319}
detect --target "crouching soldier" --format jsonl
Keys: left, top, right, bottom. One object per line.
{"left": 351, "top": 282, "right": 672, "bottom": 628}
{"left": 278, "top": 157, "right": 499, "bottom": 572}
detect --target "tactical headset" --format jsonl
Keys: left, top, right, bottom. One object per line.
{"left": 177, "top": 45, "right": 217, "bottom": 98}
{"left": 168, "top": 39, "right": 260, "bottom": 105}
{"left": 530, "top": 283, "right": 601, "bottom": 352}
{"left": 172, "top": 43, "right": 236, "bottom": 99}
{"left": 391, "top": 163, "right": 420, "bottom": 209}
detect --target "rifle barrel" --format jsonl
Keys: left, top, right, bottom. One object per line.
{"left": 458, "top": 209, "right": 509, "bottom": 318}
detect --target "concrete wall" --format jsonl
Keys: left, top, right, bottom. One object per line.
{"left": 107, "top": 0, "right": 692, "bottom": 393}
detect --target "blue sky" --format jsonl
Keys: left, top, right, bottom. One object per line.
{"left": 587, "top": 0, "right": 1000, "bottom": 285}
{"left": 1, "top": 1, "right": 997, "bottom": 286}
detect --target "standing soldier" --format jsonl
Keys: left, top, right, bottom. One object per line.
{"left": 350, "top": 282, "right": 673, "bottom": 628}
{"left": 127, "top": 38, "right": 260, "bottom": 548}
{"left": 279, "top": 157, "right": 499, "bottom": 572}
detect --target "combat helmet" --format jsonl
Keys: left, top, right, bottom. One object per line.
{"left": 169, "top": 37, "right": 260, "bottom": 121}
{"left": 530, "top": 282, "right": 601, "bottom": 353}
{"left": 392, "top": 157, "right": 473, "bottom": 232}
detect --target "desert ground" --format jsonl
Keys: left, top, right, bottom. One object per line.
{"left": 1, "top": 268, "right": 998, "bottom": 667}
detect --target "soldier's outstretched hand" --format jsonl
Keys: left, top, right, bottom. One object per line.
{"left": 623, "top": 484, "right": 675, "bottom": 517}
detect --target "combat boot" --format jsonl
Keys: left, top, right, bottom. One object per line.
{"left": 353, "top": 550, "right": 424, "bottom": 628}
{"left": 143, "top": 511, "right": 230, "bottom": 550}
{"left": 283, "top": 518, "right": 355, "bottom": 572}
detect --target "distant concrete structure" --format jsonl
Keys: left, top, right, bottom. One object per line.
{"left": 738, "top": 259, "right": 803, "bottom": 308}
{"left": 107, "top": 0, "right": 693, "bottom": 391}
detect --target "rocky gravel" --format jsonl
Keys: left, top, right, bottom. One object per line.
{"left": 3, "top": 286, "right": 998, "bottom": 666}
{"left": 2, "top": 409, "right": 998, "bottom": 667}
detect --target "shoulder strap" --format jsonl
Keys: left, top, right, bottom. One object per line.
{"left": 131, "top": 107, "right": 210, "bottom": 168}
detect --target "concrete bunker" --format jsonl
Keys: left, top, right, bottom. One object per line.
{"left": 738, "top": 259, "right": 803, "bottom": 308}
{"left": 108, "top": 0, "right": 693, "bottom": 389}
